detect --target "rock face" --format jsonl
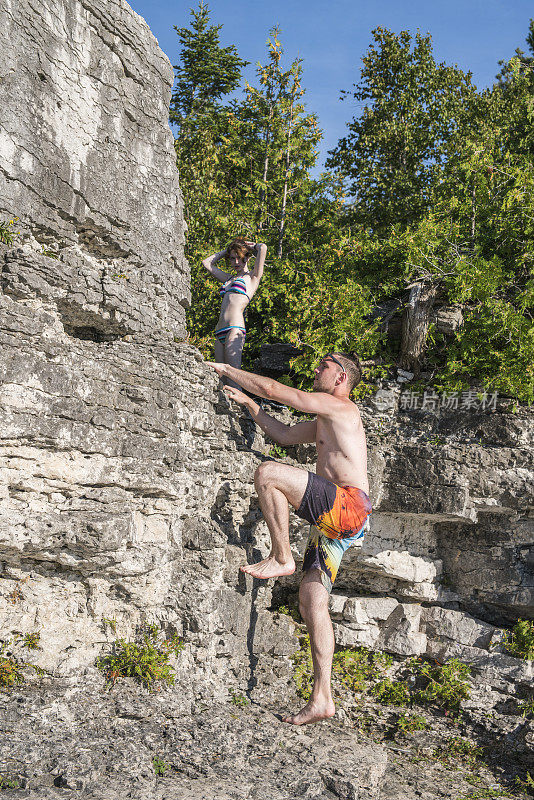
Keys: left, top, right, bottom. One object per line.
{"left": 0, "top": 683, "right": 391, "bottom": 798}
{"left": 0, "top": 313, "right": 286, "bottom": 691}
{"left": 0, "top": 0, "right": 189, "bottom": 340}
{"left": 0, "top": 0, "right": 291, "bottom": 698}
{"left": 0, "top": 0, "right": 533, "bottom": 796}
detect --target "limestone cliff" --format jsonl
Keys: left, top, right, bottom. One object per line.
{"left": 0, "top": 0, "right": 533, "bottom": 796}
{"left": 0, "top": 0, "right": 294, "bottom": 698}
{"left": 1, "top": 0, "right": 189, "bottom": 339}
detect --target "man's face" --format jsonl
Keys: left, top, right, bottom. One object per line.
{"left": 313, "top": 356, "right": 345, "bottom": 392}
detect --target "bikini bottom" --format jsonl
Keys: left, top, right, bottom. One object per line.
{"left": 214, "top": 325, "right": 246, "bottom": 344}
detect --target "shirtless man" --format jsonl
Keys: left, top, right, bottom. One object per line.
{"left": 206, "top": 352, "right": 372, "bottom": 726}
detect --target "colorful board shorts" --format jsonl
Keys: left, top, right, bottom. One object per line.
{"left": 296, "top": 472, "right": 372, "bottom": 593}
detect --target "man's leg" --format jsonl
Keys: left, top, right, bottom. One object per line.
{"left": 241, "top": 461, "right": 309, "bottom": 579}
{"left": 283, "top": 568, "right": 336, "bottom": 725}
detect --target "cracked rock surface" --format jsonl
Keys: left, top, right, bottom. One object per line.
{"left": 1, "top": 680, "right": 390, "bottom": 799}
{"left": 0, "top": 0, "right": 532, "bottom": 797}
{"left": 0, "top": 672, "right": 531, "bottom": 800}
{"left": 1, "top": 0, "right": 188, "bottom": 339}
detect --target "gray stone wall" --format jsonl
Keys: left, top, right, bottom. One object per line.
{"left": 0, "top": 291, "right": 295, "bottom": 695}
{"left": 0, "top": 0, "right": 189, "bottom": 340}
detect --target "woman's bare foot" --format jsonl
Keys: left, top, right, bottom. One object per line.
{"left": 240, "top": 555, "right": 295, "bottom": 579}
{"left": 282, "top": 698, "right": 335, "bottom": 726}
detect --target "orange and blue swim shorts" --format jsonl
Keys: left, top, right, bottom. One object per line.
{"left": 296, "top": 472, "right": 372, "bottom": 593}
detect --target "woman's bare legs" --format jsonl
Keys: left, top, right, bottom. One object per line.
{"left": 214, "top": 339, "right": 224, "bottom": 365}
{"left": 224, "top": 329, "right": 245, "bottom": 388}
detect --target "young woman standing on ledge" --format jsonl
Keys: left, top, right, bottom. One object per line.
{"left": 202, "top": 238, "right": 267, "bottom": 378}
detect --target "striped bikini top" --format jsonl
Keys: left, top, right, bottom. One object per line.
{"left": 219, "top": 276, "right": 250, "bottom": 300}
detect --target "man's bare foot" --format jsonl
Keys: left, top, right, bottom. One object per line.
{"left": 240, "top": 555, "right": 295, "bottom": 579}
{"left": 282, "top": 699, "right": 335, "bottom": 725}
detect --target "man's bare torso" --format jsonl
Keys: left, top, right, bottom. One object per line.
{"left": 314, "top": 400, "right": 369, "bottom": 494}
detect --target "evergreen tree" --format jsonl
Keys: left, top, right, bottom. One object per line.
{"left": 493, "top": 20, "right": 534, "bottom": 159}
{"left": 170, "top": 2, "right": 247, "bottom": 126}
{"left": 497, "top": 18, "right": 534, "bottom": 87}
{"left": 227, "top": 29, "right": 322, "bottom": 255}
{"left": 171, "top": 3, "right": 248, "bottom": 259}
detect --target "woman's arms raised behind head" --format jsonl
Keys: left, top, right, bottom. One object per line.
{"left": 249, "top": 242, "right": 267, "bottom": 283}
{"left": 202, "top": 250, "right": 232, "bottom": 283}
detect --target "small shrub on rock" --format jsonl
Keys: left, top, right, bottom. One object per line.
{"left": 0, "top": 774, "right": 20, "bottom": 790}
{"left": 292, "top": 639, "right": 395, "bottom": 702}
{"left": 0, "top": 646, "right": 26, "bottom": 689}
{"left": 96, "top": 626, "right": 183, "bottom": 690}
{"left": 292, "top": 634, "right": 313, "bottom": 700}
{"left": 372, "top": 657, "right": 472, "bottom": 713}
{"left": 0, "top": 218, "right": 19, "bottom": 246}
{"left": 269, "top": 444, "right": 288, "bottom": 459}
{"left": 333, "top": 647, "right": 391, "bottom": 695}
{"left": 414, "top": 658, "right": 471, "bottom": 711}
{"left": 275, "top": 602, "right": 302, "bottom": 623}
{"left": 456, "top": 788, "right": 510, "bottom": 799}
{"left": 396, "top": 711, "right": 428, "bottom": 733}
{"left": 518, "top": 697, "right": 534, "bottom": 718}
{"left": 230, "top": 690, "right": 249, "bottom": 707}
{"left": 152, "top": 756, "right": 169, "bottom": 777}
{"left": 0, "top": 633, "right": 46, "bottom": 690}
{"left": 371, "top": 677, "right": 411, "bottom": 706}
{"left": 503, "top": 619, "right": 534, "bottom": 660}
{"left": 438, "top": 736, "right": 482, "bottom": 766}
{"left": 514, "top": 771, "right": 534, "bottom": 795}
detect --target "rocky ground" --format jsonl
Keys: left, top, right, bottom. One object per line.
{"left": 0, "top": 642, "right": 532, "bottom": 800}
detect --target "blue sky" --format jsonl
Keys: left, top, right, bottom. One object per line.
{"left": 129, "top": 0, "right": 533, "bottom": 171}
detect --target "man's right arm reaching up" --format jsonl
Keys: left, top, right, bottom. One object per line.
{"left": 224, "top": 386, "right": 316, "bottom": 446}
